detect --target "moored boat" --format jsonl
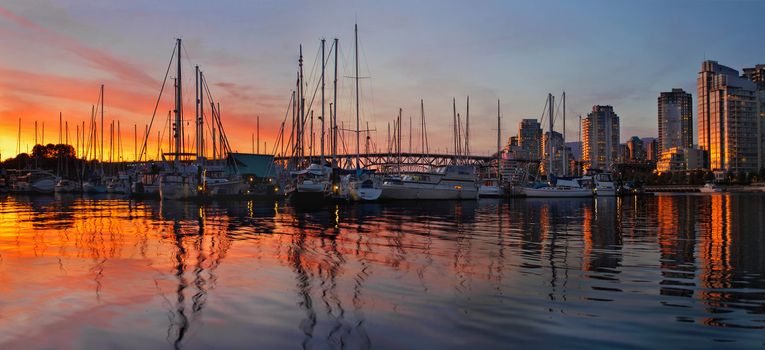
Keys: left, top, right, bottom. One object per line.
{"left": 55, "top": 179, "right": 81, "bottom": 193}
{"left": 478, "top": 178, "right": 503, "bottom": 198}
{"left": 699, "top": 182, "right": 723, "bottom": 193}
{"left": 381, "top": 165, "right": 479, "bottom": 200}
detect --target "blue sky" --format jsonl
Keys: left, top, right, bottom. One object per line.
{"left": 1, "top": 0, "right": 763, "bottom": 156}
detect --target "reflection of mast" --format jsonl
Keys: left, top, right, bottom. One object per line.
{"left": 317, "top": 230, "right": 347, "bottom": 345}
{"left": 288, "top": 222, "right": 316, "bottom": 348}
{"left": 160, "top": 204, "right": 229, "bottom": 350}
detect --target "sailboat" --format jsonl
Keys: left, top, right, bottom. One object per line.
{"left": 15, "top": 170, "right": 57, "bottom": 194}
{"left": 347, "top": 24, "right": 382, "bottom": 202}
{"left": 478, "top": 99, "right": 504, "bottom": 198}
{"left": 80, "top": 85, "right": 108, "bottom": 194}
{"left": 523, "top": 92, "right": 592, "bottom": 198}
{"left": 286, "top": 43, "right": 330, "bottom": 204}
{"left": 159, "top": 39, "right": 200, "bottom": 201}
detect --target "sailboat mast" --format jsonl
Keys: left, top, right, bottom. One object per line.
{"left": 466, "top": 96, "right": 470, "bottom": 159}
{"left": 497, "top": 99, "right": 501, "bottom": 179}
{"left": 420, "top": 100, "right": 425, "bottom": 154}
{"left": 332, "top": 38, "right": 338, "bottom": 168}
{"left": 257, "top": 115, "right": 260, "bottom": 154}
{"left": 174, "top": 38, "right": 182, "bottom": 163}
{"left": 452, "top": 98, "right": 457, "bottom": 160}
{"left": 579, "top": 114, "right": 582, "bottom": 173}
{"left": 200, "top": 70, "right": 205, "bottom": 159}
{"left": 354, "top": 24, "right": 360, "bottom": 171}
{"left": 562, "top": 91, "right": 567, "bottom": 176}
{"left": 298, "top": 45, "right": 305, "bottom": 163}
{"left": 100, "top": 84, "right": 104, "bottom": 162}
{"left": 548, "top": 93, "right": 553, "bottom": 177}
{"left": 321, "top": 38, "right": 325, "bottom": 164}
{"left": 195, "top": 65, "right": 199, "bottom": 160}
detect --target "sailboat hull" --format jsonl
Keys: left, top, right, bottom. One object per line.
{"left": 523, "top": 187, "right": 593, "bottom": 198}
{"left": 31, "top": 179, "right": 56, "bottom": 194}
{"left": 160, "top": 181, "right": 198, "bottom": 200}
{"left": 82, "top": 182, "right": 107, "bottom": 194}
{"left": 350, "top": 188, "right": 382, "bottom": 201}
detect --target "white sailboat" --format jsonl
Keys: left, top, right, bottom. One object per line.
{"left": 289, "top": 163, "right": 331, "bottom": 202}
{"left": 522, "top": 178, "right": 592, "bottom": 198}
{"left": 478, "top": 100, "right": 504, "bottom": 198}
{"left": 106, "top": 173, "right": 131, "bottom": 194}
{"left": 15, "top": 170, "right": 57, "bottom": 194}
{"left": 699, "top": 182, "right": 723, "bottom": 193}
{"left": 347, "top": 24, "right": 382, "bottom": 202}
{"left": 55, "top": 179, "right": 81, "bottom": 193}
{"left": 523, "top": 92, "right": 592, "bottom": 198}
{"left": 159, "top": 38, "right": 200, "bottom": 201}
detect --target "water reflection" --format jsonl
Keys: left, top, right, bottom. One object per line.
{"left": 0, "top": 193, "right": 764, "bottom": 348}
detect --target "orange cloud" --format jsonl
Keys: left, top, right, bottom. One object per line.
{"left": 0, "top": 6, "right": 296, "bottom": 160}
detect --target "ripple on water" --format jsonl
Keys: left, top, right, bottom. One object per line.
{"left": 0, "top": 194, "right": 764, "bottom": 348}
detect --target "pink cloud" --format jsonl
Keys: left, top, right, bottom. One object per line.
{"left": 0, "top": 6, "right": 158, "bottom": 88}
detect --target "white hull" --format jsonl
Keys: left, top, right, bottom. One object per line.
{"left": 296, "top": 181, "right": 327, "bottom": 193}
{"left": 350, "top": 187, "right": 382, "bottom": 201}
{"left": 523, "top": 187, "right": 593, "bottom": 198}
{"left": 699, "top": 187, "right": 722, "bottom": 193}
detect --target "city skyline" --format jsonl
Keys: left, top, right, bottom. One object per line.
{"left": 2, "top": 0, "right": 765, "bottom": 159}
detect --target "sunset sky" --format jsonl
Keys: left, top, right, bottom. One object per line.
{"left": 1, "top": 0, "right": 764, "bottom": 160}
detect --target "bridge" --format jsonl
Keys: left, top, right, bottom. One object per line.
{"left": 275, "top": 152, "right": 497, "bottom": 171}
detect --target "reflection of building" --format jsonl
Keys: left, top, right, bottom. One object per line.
{"left": 656, "top": 147, "right": 705, "bottom": 172}
{"left": 658, "top": 88, "right": 693, "bottom": 156}
{"left": 698, "top": 60, "right": 760, "bottom": 172}
{"left": 656, "top": 196, "right": 696, "bottom": 298}
{"left": 582, "top": 197, "right": 622, "bottom": 272}
{"left": 582, "top": 105, "right": 620, "bottom": 170}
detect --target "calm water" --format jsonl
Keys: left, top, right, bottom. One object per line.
{"left": 0, "top": 194, "right": 764, "bottom": 349}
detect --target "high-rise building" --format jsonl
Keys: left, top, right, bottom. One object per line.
{"left": 658, "top": 88, "right": 693, "bottom": 155}
{"left": 518, "top": 119, "right": 542, "bottom": 160}
{"left": 582, "top": 105, "right": 620, "bottom": 170}
{"left": 626, "top": 136, "right": 645, "bottom": 161}
{"left": 742, "top": 64, "right": 765, "bottom": 170}
{"left": 645, "top": 139, "right": 659, "bottom": 162}
{"left": 697, "top": 60, "right": 760, "bottom": 173}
